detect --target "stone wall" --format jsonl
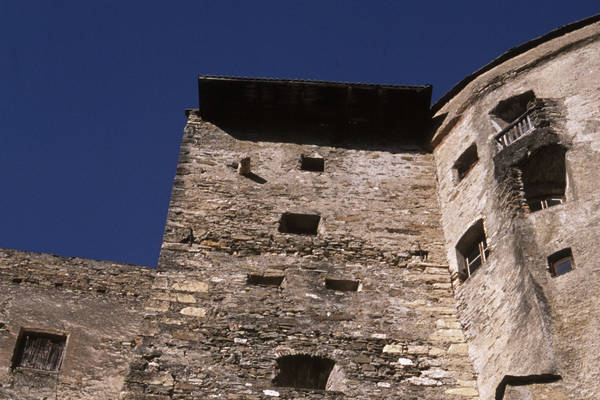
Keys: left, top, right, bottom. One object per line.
{"left": 0, "top": 248, "right": 155, "bottom": 400}
{"left": 3, "top": 17, "right": 597, "bottom": 400}
{"left": 120, "top": 114, "right": 479, "bottom": 399}
{"left": 431, "top": 20, "right": 600, "bottom": 399}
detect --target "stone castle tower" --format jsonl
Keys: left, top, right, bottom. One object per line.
{"left": 0, "top": 15, "right": 598, "bottom": 400}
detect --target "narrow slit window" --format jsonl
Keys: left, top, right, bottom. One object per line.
{"left": 273, "top": 354, "right": 335, "bottom": 390}
{"left": 12, "top": 330, "right": 67, "bottom": 372}
{"left": 247, "top": 273, "right": 284, "bottom": 287}
{"left": 325, "top": 278, "right": 359, "bottom": 292}
{"left": 547, "top": 248, "right": 574, "bottom": 277}
{"left": 300, "top": 154, "right": 325, "bottom": 172}
{"left": 278, "top": 213, "right": 320, "bottom": 235}
{"left": 453, "top": 144, "right": 478, "bottom": 182}
{"left": 456, "top": 219, "right": 489, "bottom": 281}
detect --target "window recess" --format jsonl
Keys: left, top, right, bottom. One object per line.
{"left": 300, "top": 154, "right": 325, "bottom": 172}
{"left": 490, "top": 90, "right": 536, "bottom": 124}
{"left": 520, "top": 144, "right": 567, "bottom": 213}
{"left": 325, "top": 278, "right": 359, "bottom": 292}
{"left": 273, "top": 354, "right": 335, "bottom": 390}
{"left": 528, "top": 196, "right": 564, "bottom": 212}
{"left": 12, "top": 329, "right": 67, "bottom": 372}
{"left": 247, "top": 273, "right": 284, "bottom": 287}
{"left": 547, "top": 248, "right": 574, "bottom": 277}
{"left": 490, "top": 90, "right": 538, "bottom": 150}
{"left": 278, "top": 213, "right": 320, "bottom": 235}
{"left": 456, "top": 219, "right": 489, "bottom": 281}
{"left": 453, "top": 144, "right": 478, "bottom": 182}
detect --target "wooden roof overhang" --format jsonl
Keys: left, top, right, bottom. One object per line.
{"left": 197, "top": 76, "right": 432, "bottom": 145}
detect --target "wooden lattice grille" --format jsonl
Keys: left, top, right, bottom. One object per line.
{"left": 13, "top": 331, "right": 66, "bottom": 371}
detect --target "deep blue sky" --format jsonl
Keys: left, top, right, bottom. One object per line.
{"left": 1, "top": 2, "right": 598, "bottom": 267}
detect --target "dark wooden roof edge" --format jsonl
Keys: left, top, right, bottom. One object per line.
{"left": 432, "top": 14, "right": 600, "bottom": 114}
{"left": 198, "top": 75, "right": 432, "bottom": 93}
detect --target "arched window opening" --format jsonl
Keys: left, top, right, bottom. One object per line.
{"left": 520, "top": 145, "right": 566, "bottom": 212}
{"left": 456, "top": 219, "right": 489, "bottom": 281}
{"left": 273, "top": 354, "right": 335, "bottom": 390}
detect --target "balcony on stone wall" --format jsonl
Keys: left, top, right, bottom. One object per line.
{"left": 494, "top": 108, "right": 536, "bottom": 150}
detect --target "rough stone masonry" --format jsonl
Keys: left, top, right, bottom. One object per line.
{"left": 118, "top": 77, "right": 478, "bottom": 399}
{"left": 0, "top": 14, "right": 599, "bottom": 400}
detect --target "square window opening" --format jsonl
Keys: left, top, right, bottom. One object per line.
{"left": 453, "top": 144, "right": 478, "bottom": 182}
{"left": 278, "top": 213, "right": 320, "bottom": 235}
{"left": 547, "top": 248, "right": 574, "bottom": 277}
{"left": 12, "top": 329, "right": 67, "bottom": 372}
{"left": 300, "top": 155, "right": 325, "bottom": 172}
{"left": 273, "top": 354, "right": 335, "bottom": 390}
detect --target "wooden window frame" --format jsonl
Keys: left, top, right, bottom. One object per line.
{"left": 464, "top": 240, "right": 489, "bottom": 278}
{"left": 528, "top": 196, "right": 564, "bottom": 212}
{"left": 456, "top": 219, "right": 489, "bottom": 281}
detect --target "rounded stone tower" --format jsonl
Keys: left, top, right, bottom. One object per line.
{"left": 431, "top": 15, "right": 600, "bottom": 400}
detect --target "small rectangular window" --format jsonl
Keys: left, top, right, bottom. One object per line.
{"left": 325, "top": 278, "right": 359, "bottom": 292}
{"left": 300, "top": 155, "right": 325, "bottom": 172}
{"left": 453, "top": 144, "right": 478, "bottom": 182}
{"left": 278, "top": 213, "right": 320, "bottom": 235}
{"left": 12, "top": 330, "right": 67, "bottom": 372}
{"left": 247, "top": 273, "right": 284, "bottom": 287}
{"left": 547, "top": 248, "right": 574, "bottom": 277}
{"left": 274, "top": 354, "right": 335, "bottom": 390}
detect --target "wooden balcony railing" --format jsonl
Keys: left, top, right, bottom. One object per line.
{"left": 494, "top": 108, "right": 536, "bottom": 150}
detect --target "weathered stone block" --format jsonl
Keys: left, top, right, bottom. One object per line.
{"left": 179, "top": 307, "right": 207, "bottom": 318}
{"left": 171, "top": 281, "right": 209, "bottom": 293}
